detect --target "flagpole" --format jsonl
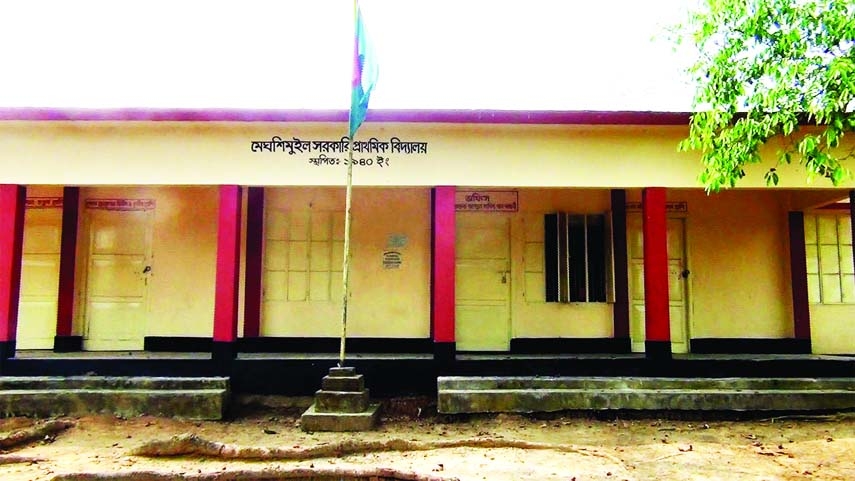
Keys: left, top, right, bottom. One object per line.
{"left": 339, "top": 137, "right": 354, "bottom": 367}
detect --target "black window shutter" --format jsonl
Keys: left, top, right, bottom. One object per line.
{"left": 586, "top": 214, "right": 607, "bottom": 302}
{"left": 544, "top": 213, "right": 559, "bottom": 302}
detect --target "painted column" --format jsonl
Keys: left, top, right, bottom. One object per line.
{"left": 642, "top": 187, "right": 671, "bottom": 359}
{"left": 610, "top": 189, "right": 630, "bottom": 349}
{"left": 0, "top": 185, "right": 26, "bottom": 360}
{"left": 788, "top": 211, "right": 812, "bottom": 353}
{"left": 242, "top": 187, "right": 264, "bottom": 339}
{"left": 54, "top": 187, "right": 82, "bottom": 352}
{"left": 431, "top": 186, "right": 456, "bottom": 362}
{"left": 213, "top": 185, "right": 242, "bottom": 362}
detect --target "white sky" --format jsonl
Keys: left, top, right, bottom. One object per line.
{"left": 0, "top": 0, "right": 697, "bottom": 111}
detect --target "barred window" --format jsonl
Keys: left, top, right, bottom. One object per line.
{"left": 544, "top": 213, "right": 607, "bottom": 302}
{"left": 805, "top": 213, "right": 855, "bottom": 304}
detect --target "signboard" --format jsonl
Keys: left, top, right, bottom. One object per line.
{"left": 455, "top": 191, "right": 519, "bottom": 212}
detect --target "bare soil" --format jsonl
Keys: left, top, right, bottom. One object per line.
{"left": 3, "top": 396, "right": 855, "bottom": 480}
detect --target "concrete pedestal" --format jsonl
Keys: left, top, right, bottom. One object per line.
{"left": 300, "top": 366, "right": 380, "bottom": 432}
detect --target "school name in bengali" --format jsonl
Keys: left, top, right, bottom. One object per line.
{"left": 250, "top": 136, "right": 429, "bottom": 156}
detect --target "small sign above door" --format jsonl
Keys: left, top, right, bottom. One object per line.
{"left": 455, "top": 191, "right": 519, "bottom": 212}
{"left": 626, "top": 201, "right": 687, "bottom": 213}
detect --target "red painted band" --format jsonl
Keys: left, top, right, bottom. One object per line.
{"left": 0, "top": 108, "right": 692, "bottom": 125}
{"left": 0, "top": 185, "right": 25, "bottom": 342}
{"left": 55, "top": 187, "right": 79, "bottom": 337}
{"left": 431, "top": 186, "right": 456, "bottom": 343}
{"left": 642, "top": 187, "right": 671, "bottom": 343}
{"left": 243, "top": 187, "right": 264, "bottom": 338}
{"left": 213, "top": 185, "right": 242, "bottom": 343}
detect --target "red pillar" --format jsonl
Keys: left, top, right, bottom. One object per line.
{"left": 54, "top": 187, "right": 82, "bottom": 352}
{"left": 788, "top": 211, "right": 811, "bottom": 352}
{"left": 0, "top": 185, "right": 26, "bottom": 359}
{"left": 213, "top": 185, "right": 242, "bottom": 361}
{"left": 642, "top": 187, "right": 671, "bottom": 359}
{"left": 431, "top": 186, "right": 456, "bottom": 361}
{"left": 242, "top": 187, "right": 264, "bottom": 339}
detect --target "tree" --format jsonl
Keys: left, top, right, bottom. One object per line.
{"left": 679, "top": 0, "right": 855, "bottom": 192}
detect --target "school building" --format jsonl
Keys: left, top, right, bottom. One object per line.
{"left": 1, "top": 109, "right": 853, "bottom": 395}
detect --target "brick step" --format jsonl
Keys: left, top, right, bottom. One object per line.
{"left": 438, "top": 376, "right": 855, "bottom": 413}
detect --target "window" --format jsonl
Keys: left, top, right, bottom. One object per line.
{"left": 805, "top": 213, "right": 855, "bottom": 304}
{"left": 264, "top": 208, "right": 344, "bottom": 303}
{"left": 544, "top": 213, "right": 608, "bottom": 302}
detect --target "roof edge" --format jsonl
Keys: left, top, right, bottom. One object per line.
{"left": 0, "top": 108, "right": 692, "bottom": 125}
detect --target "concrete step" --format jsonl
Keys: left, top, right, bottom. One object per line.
{"left": 301, "top": 402, "right": 381, "bottom": 432}
{"left": 315, "top": 389, "right": 370, "bottom": 413}
{"left": 437, "top": 376, "right": 855, "bottom": 413}
{"left": 0, "top": 377, "right": 229, "bottom": 420}
{"left": 322, "top": 374, "right": 365, "bottom": 392}
{"left": 0, "top": 376, "right": 228, "bottom": 391}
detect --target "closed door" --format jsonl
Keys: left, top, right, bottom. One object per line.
{"left": 628, "top": 216, "right": 689, "bottom": 353}
{"left": 82, "top": 209, "right": 153, "bottom": 350}
{"left": 455, "top": 215, "right": 511, "bottom": 351}
{"left": 16, "top": 209, "right": 62, "bottom": 349}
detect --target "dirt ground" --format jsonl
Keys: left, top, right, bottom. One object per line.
{"left": 2, "top": 396, "right": 855, "bottom": 481}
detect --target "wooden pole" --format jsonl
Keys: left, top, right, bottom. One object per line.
{"left": 339, "top": 138, "right": 355, "bottom": 366}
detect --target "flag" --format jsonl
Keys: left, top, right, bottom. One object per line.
{"left": 349, "top": 1, "right": 378, "bottom": 139}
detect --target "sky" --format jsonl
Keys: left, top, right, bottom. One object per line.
{"left": 0, "top": 0, "right": 697, "bottom": 111}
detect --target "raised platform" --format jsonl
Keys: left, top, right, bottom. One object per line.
{"left": 438, "top": 376, "right": 855, "bottom": 413}
{"left": 0, "top": 376, "right": 229, "bottom": 420}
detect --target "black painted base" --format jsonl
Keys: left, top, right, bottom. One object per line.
{"left": 212, "top": 341, "right": 237, "bottom": 361}
{"left": 237, "top": 337, "right": 432, "bottom": 354}
{"left": 0, "top": 340, "right": 16, "bottom": 359}
{"left": 511, "top": 337, "right": 631, "bottom": 354}
{"left": 691, "top": 338, "right": 812, "bottom": 354}
{"left": 434, "top": 342, "right": 455, "bottom": 365}
{"left": 53, "top": 335, "right": 83, "bottom": 353}
{"left": 5, "top": 347, "right": 855, "bottom": 396}
{"left": 145, "top": 336, "right": 212, "bottom": 352}
{"left": 645, "top": 340, "right": 672, "bottom": 360}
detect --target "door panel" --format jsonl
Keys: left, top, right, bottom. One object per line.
{"left": 455, "top": 215, "right": 511, "bottom": 351}
{"left": 628, "top": 216, "right": 690, "bottom": 353}
{"left": 83, "top": 209, "right": 152, "bottom": 351}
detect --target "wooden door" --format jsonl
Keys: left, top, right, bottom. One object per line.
{"left": 455, "top": 215, "right": 511, "bottom": 351}
{"left": 82, "top": 209, "right": 153, "bottom": 350}
{"left": 16, "top": 208, "right": 62, "bottom": 349}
